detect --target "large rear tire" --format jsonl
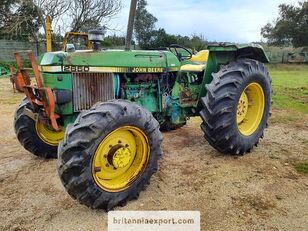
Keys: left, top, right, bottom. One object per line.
{"left": 200, "top": 59, "right": 272, "bottom": 155}
{"left": 14, "top": 99, "right": 64, "bottom": 158}
{"left": 58, "top": 100, "right": 163, "bottom": 210}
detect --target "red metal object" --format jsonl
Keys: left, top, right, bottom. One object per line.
{"left": 9, "top": 62, "right": 31, "bottom": 93}
{"left": 14, "top": 51, "right": 60, "bottom": 131}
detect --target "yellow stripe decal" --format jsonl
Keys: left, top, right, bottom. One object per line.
{"left": 38, "top": 66, "right": 62, "bottom": 72}
{"left": 38, "top": 66, "right": 179, "bottom": 73}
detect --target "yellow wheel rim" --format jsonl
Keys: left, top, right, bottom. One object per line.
{"left": 36, "top": 122, "right": 64, "bottom": 146}
{"left": 237, "top": 83, "right": 265, "bottom": 136}
{"left": 92, "top": 126, "right": 150, "bottom": 192}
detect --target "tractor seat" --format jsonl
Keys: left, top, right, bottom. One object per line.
{"left": 180, "top": 50, "right": 209, "bottom": 72}
{"left": 180, "top": 64, "right": 206, "bottom": 72}
{"left": 190, "top": 50, "right": 209, "bottom": 63}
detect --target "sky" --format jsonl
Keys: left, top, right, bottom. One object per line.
{"left": 108, "top": 0, "right": 300, "bottom": 43}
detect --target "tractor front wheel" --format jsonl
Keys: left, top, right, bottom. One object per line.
{"left": 14, "top": 99, "right": 65, "bottom": 158}
{"left": 58, "top": 100, "right": 162, "bottom": 210}
{"left": 200, "top": 58, "right": 272, "bottom": 155}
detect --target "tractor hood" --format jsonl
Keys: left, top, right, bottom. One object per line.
{"left": 39, "top": 49, "right": 181, "bottom": 73}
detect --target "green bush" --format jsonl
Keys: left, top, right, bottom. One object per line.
{"left": 0, "top": 60, "right": 31, "bottom": 70}
{"left": 0, "top": 60, "right": 17, "bottom": 70}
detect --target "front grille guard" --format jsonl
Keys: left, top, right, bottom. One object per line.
{"left": 72, "top": 72, "right": 115, "bottom": 112}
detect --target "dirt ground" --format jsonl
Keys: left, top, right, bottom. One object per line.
{"left": 0, "top": 77, "right": 307, "bottom": 231}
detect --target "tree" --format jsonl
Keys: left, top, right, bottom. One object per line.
{"left": 1, "top": 1, "right": 42, "bottom": 42}
{"left": 145, "top": 28, "right": 207, "bottom": 51}
{"left": 134, "top": 0, "right": 157, "bottom": 49}
{"left": 261, "top": 1, "right": 308, "bottom": 47}
{"left": 133, "top": 0, "right": 208, "bottom": 50}
{"left": 190, "top": 34, "right": 208, "bottom": 51}
{"left": 68, "top": 0, "right": 121, "bottom": 32}
{"left": 103, "top": 34, "right": 125, "bottom": 47}
{"left": 0, "top": 0, "right": 122, "bottom": 42}
{"left": 147, "top": 28, "right": 175, "bottom": 48}
{"left": 0, "top": 0, "right": 71, "bottom": 40}
{"left": 0, "top": 0, "right": 18, "bottom": 39}
{"left": 32, "top": 0, "right": 70, "bottom": 33}
{"left": 0, "top": 0, "right": 16, "bottom": 27}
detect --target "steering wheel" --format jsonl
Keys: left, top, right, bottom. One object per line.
{"left": 168, "top": 44, "right": 193, "bottom": 61}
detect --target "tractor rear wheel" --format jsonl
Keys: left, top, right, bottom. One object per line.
{"left": 58, "top": 100, "right": 162, "bottom": 210}
{"left": 14, "top": 98, "right": 64, "bottom": 158}
{"left": 200, "top": 58, "right": 272, "bottom": 155}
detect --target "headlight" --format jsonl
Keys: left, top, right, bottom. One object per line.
{"left": 53, "top": 90, "right": 72, "bottom": 105}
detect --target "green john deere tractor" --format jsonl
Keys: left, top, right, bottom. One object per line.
{"left": 14, "top": 0, "right": 272, "bottom": 210}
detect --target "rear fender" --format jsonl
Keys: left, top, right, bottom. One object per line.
{"left": 196, "top": 44, "right": 269, "bottom": 106}
{"left": 236, "top": 45, "right": 269, "bottom": 63}
{"left": 207, "top": 44, "right": 269, "bottom": 63}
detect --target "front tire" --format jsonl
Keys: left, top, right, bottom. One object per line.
{"left": 14, "top": 99, "right": 64, "bottom": 158}
{"left": 58, "top": 100, "right": 163, "bottom": 210}
{"left": 200, "top": 59, "right": 272, "bottom": 155}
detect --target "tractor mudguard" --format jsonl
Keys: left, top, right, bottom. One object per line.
{"left": 208, "top": 43, "right": 269, "bottom": 63}
{"left": 236, "top": 44, "right": 269, "bottom": 63}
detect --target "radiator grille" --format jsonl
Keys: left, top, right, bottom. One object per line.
{"left": 72, "top": 72, "right": 114, "bottom": 112}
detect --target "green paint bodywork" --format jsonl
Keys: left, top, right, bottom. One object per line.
{"left": 125, "top": 83, "right": 158, "bottom": 112}
{"left": 64, "top": 50, "right": 180, "bottom": 69}
{"left": 37, "top": 44, "right": 269, "bottom": 129}
{"left": 40, "top": 50, "right": 180, "bottom": 71}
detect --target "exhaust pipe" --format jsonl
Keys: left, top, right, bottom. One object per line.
{"left": 125, "top": 0, "right": 138, "bottom": 51}
{"left": 46, "top": 16, "right": 52, "bottom": 52}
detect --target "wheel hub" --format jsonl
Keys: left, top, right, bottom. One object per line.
{"left": 92, "top": 126, "right": 150, "bottom": 192}
{"left": 108, "top": 144, "right": 132, "bottom": 169}
{"left": 237, "top": 92, "right": 249, "bottom": 124}
{"left": 236, "top": 83, "right": 265, "bottom": 136}
{"left": 36, "top": 121, "right": 64, "bottom": 146}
